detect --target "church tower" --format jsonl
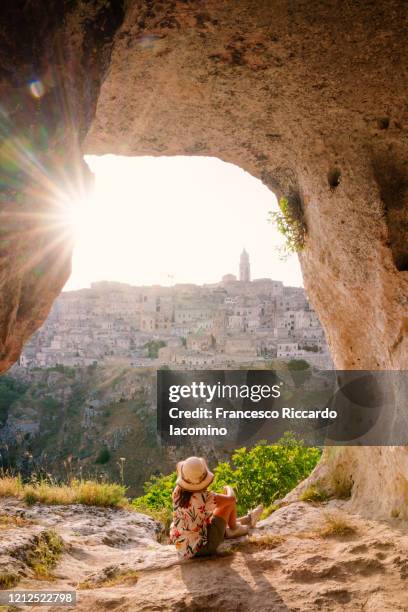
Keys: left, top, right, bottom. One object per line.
{"left": 239, "top": 249, "right": 250, "bottom": 282}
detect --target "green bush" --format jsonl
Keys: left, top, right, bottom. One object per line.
{"left": 210, "top": 433, "right": 321, "bottom": 514}
{"left": 287, "top": 359, "right": 310, "bottom": 371}
{"left": 0, "top": 376, "right": 28, "bottom": 425}
{"left": 131, "top": 434, "right": 321, "bottom": 523}
{"left": 42, "top": 397, "right": 59, "bottom": 412}
{"left": 132, "top": 472, "right": 176, "bottom": 530}
{"left": 269, "top": 196, "right": 306, "bottom": 254}
{"left": 144, "top": 340, "right": 166, "bottom": 359}
{"left": 95, "top": 447, "right": 111, "bottom": 464}
{"left": 132, "top": 472, "right": 176, "bottom": 513}
{"left": 287, "top": 359, "right": 312, "bottom": 387}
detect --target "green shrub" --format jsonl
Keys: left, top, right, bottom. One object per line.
{"left": 210, "top": 433, "right": 321, "bottom": 514}
{"left": 132, "top": 472, "right": 176, "bottom": 532}
{"left": 144, "top": 340, "right": 166, "bottom": 359}
{"left": 95, "top": 447, "right": 111, "bottom": 464}
{"left": 132, "top": 472, "right": 176, "bottom": 513}
{"left": 287, "top": 359, "right": 311, "bottom": 387}
{"left": 26, "top": 530, "right": 63, "bottom": 577}
{"left": 287, "top": 359, "right": 310, "bottom": 370}
{"left": 0, "top": 376, "right": 28, "bottom": 424}
{"left": 42, "top": 397, "right": 59, "bottom": 411}
{"left": 269, "top": 196, "right": 306, "bottom": 254}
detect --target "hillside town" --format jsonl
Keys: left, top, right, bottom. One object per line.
{"left": 19, "top": 251, "right": 333, "bottom": 370}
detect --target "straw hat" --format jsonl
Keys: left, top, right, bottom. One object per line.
{"left": 176, "top": 456, "right": 214, "bottom": 491}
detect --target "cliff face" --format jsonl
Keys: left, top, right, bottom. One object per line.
{"left": 0, "top": 0, "right": 407, "bottom": 517}
{"left": 0, "top": 366, "right": 172, "bottom": 496}
{"left": 0, "top": 0, "right": 125, "bottom": 372}
{"left": 0, "top": 365, "right": 227, "bottom": 496}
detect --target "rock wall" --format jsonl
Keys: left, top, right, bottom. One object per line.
{"left": 0, "top": 0, "right": 125, "bottom": 371}
{"left": 0, "top": 0, "right": 407, "bottom": 517}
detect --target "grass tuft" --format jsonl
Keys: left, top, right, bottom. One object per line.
{"left": 0, "top": 514, "right": 32, "bottom": 529}
{"left": 0, "top": 477, "right": 127, "bottom": 508}
{"left": 0, "top": 476, "right": 23, "bottom": 498}
{"left": 300, "top": 485, "right": 329, "bottom": 503}
{"left": 232, "top": 533, "right": 286, "bottom": 552}
{"left": 74, "top": 480, "right": 127, "bottom": 507}
{"left": 260, "top": 503, "right": 279, "bottom": 519}
{"left": 25, "top": 530, "right": 63, "bottom": 577}
{"left": 0, "top": 571, "right": 19, "bottom": 589}
{"left": 318, "top": 511, "right": 357, "bottom": 538}
{"left": 79, "top": 569, "right": 139, "bottom": 590}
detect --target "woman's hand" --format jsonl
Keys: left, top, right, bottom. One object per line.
{"left": 223, "top": 485, "right": 236, "bottom": 498}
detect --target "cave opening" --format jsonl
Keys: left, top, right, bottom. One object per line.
{"left": 65, "top": 154, "right": 303, "bottom": 291}
{"left": 14, "top": 153, "right": 333, "bottom": 371}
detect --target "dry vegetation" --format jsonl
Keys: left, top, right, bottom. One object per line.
{"left": 0, "top": 571, "right": 19, "bottom": 589}
{"left": 0, "top": 476, "right": 127, "bottom": 508}
{"left": 26, "top": 530, "right": 64, "bottom": 578}
{"left": 300, "top": 485, "right": 329, "bottom": 503}
{"left": 0, "top": 476, "right": 23, "bottom": 498}
{"left": 318, "top": 511, "right": 357, "bottom": 538}
{"left": 247, "top": 533, "right": 287, "bottom": 549}
{"left": 0, "top": 513, "right": 32, "bottom": 529}
{"left": 0, "top": 530, "right": 62, "bottom": 588}
{"left": 79, "top": 569, "right": 139, "bottom": 590}
{"left": 231, "top": 533, "right": 287, "bottom": 553}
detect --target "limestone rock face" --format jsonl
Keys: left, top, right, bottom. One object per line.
{"left": 0, "top": 0, "right": 124, "bottom": 371}
{"left": 85, "top": 0, "right": 408, "bottom": 371}
{"left": 0, "top": 1, "right": 408, "bottom": 516}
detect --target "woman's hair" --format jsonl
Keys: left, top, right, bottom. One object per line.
{"left": 175, "top": 487, "right": 194, "bottom": 508}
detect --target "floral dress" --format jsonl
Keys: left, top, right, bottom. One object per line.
{"left": 169, "top": 489, "right": 216, "bottom": 558}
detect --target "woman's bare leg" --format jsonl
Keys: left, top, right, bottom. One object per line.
{"left": 212, "top": 498, "right": 238, "bottom": 529}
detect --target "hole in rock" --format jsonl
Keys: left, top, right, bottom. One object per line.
{"left": 377, "top": 117, "right": 390, "bottom": 130}
{"left": 328, "top": 167, "right": 341, "bottom": 190}
{"left": 372, "top": 154, "right": 408, "bottom": 272}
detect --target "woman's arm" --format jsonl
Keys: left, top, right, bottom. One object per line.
{"left": 212, "top": 486, "right": 236, "bottom": 506}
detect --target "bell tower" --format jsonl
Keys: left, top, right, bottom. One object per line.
{"left": 239, "top": 249, "right": 250, "bottom": 282}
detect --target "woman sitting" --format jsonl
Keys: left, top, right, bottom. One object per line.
{"left": 169, "top": 456, "right": 263, "bottom": 559}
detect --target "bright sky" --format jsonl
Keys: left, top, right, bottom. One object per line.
{"left": 64, "top": 155, "right": 303, "bottom": 290}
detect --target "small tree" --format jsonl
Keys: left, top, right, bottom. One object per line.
{"left": 144, "top": 340, "right": 166, "bottom": 359}
{"left": 95, "top": 447, "right": 111, "bottom": 465}
{"left": 269, "top": 196, "right": 306, "bottom": 256}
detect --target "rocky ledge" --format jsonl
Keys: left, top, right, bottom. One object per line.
{"left": 1, "top": 499, "right": 408, "bottom": 611}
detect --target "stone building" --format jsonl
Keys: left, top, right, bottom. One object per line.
{"left": 19, "top": 257, "right": 332, "bottom": 369}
